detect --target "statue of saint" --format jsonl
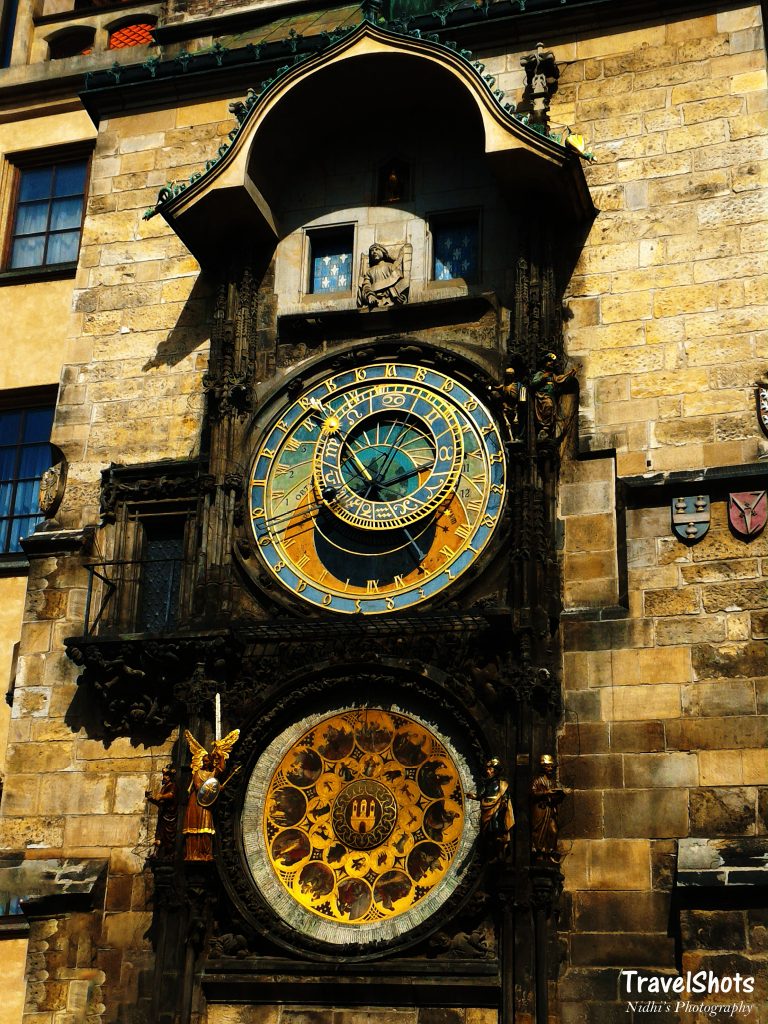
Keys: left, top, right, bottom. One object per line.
{"left": 488, "top": 366, "right": 526, "bottom": 443}
{"left": 530, "top": 352, "right": 577, "bottom": 441}
{"left": 183, "top": 729, "right": 240, "bottom": 862}
{"left": 468, "top": 758, "right": 514, "bottom": 860}
{"left": 358, "top": 242, "right": 411, "bottom": 309}
{"left": 530, "top": 754, "right": 565, "bottom": 862}
{"left": 145, "top": 764, "right": 179, "bottom": 861}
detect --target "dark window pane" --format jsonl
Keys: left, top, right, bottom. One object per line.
{"left": 0, "top": 412, "right": 21, "bottom": 445}
{"left": 13, "top": 477, "right": 39, "bottom": 515}
{"left": 18, "top": 444, "right": 51, "bottom": 478}
{"left": 137, "top": 529, "right": 184, "bottom": 631}
{"left": 8, "top": 515, "right": 39, "bottom": 552}
{"left": 10, "top": 235, "right": 45, "bottom": 268}
{"left": 19, "top": 167, "right": 52, "bottom": 202}
{"left": 53, "top": 161, "right": 87, "bottom": 197}
{"left": 50, "top": 196, "right": 83, "bottom": 231}
{"left": 23, "top": 408, "right": 54, "bottom": 442}
{"left": 15, "top": 201, "right": 49, "bottom": 236}
{"left": 0, "top": 483, "right": 13, "bottom": 517}
{"left": 0, "top": 521, "right": 7, "bottom": 552}
{"left": 46, "top": 230, "right": 80, "bottom": 265}
{"left": 0, "top": 449, "right": 17, "bottom": 480}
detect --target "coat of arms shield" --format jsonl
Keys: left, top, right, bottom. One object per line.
{"left": 671, "top": 495, "right": 710, "bottom": 543}
{"left": 728, "top": 491, "right": 767, "bottom": 539}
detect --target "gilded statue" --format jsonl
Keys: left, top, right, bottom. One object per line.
{"left": 530, "top": 754, "right": 565, "bottom": 862}
{"left": 145, "top": 764, "right": 179, "bottom": 861}
{"left": 488, "top": 366, "right": 526, "bottom": 443}
{"left": 183, "top": 728, "right": 240, "bottom": 862}
{"left": 358, "top": 242, "right": 411, "bottom": 309}
{"left": 468, "top": 758, "right": 514, "bottom": 860}
{"left": 530, "top": 352, "right": 577, "bottom": 441}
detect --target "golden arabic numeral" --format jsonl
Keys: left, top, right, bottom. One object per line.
{"left": 366, "top": 580, "right": 380, "bottom": 593}
{"left": 322, "top": 593, "right": 332, "bottom": 607}
{"left": 418, "top": 587, "right": 426, "bottom": 599}
{"left": 456, "top": 523, "right": 472, "bottom": 541}
{"left": 463, "top": 398, "right": 478, "bottom": 412}
{"left": 490, "top": 452, "right": 504, "bottom": 464}
{"left": 385, "top": 363, "right": 397, "bottom": 378}
{"left": 258, "top": 535, "right": 272, "bottom": 547}
{"left": 482, "top": 515, "right": 497, "bottom": 529}
{"left": 296, "top": 580, "right": 308, "bottom": 593}
{"left": 261, "top": 448, "right": 275, "bottom": 459}
{"left": 277, "top": 419, "right": 289, "bottom": 431}
{"left": 273, "top": 561, "right": 286, "bottom": 574}
{"left": 440, "top": 379, "right": 454, "bottom": 393}
{"left": 355, "top": 367, "right": 368, "bottom": 382}
{"left": 482, "top": 424, "right": 495, "bottom": 436}
{"left": 252, "top": 507, "right": 266, "bottom": 518}
{"left": 393, "top": 575, "right": 406, "bottom": 590}
{"left": 491, "top": 484, "right": 504, "bottom": 495}
{"left": 354, "top": 599, "right": 362, "bottom": 612}
{"left": 385, "top": 596, "right": 395, "bottom": 611}
{"left": 415, "top": 367, "right": 427, "bottom": 382}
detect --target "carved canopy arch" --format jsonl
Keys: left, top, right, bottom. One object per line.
{"left": 155, "top": 22, "right": 594, "bottom": 262}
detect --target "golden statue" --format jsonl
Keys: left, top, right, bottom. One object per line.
{"left": 530, "top": 754, "right": 565, "bottom": 862}
{"left": 183, "top": 728, "right": 240, "bottom": 862}
{"left": 468, "top": 758, "right": 514, "bottom": 860}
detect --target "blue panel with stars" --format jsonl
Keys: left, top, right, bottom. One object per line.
{"left": 433, "top": 220, "right": 479, "bottom": 282}
{"left": 310, "top": 232, "right": 353, "bottom": 293}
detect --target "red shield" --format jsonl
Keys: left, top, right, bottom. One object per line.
{"left": 728, "top": 491, "right": 767, "bottom": 539}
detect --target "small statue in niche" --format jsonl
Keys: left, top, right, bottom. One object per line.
{"left": 487, "top": 366, "right": 526, "bottom": 443}
{"left": 182, "top": 728, "right": 240, "bottom": 862}
{"left": 530, "top": 351, "right": 577, "bottom": 441}
{"left": 530, "top": 754, "right": 565, "bottom": 863}
{"left": 468, "top": 757, "right": 514, "bottom": 860}
{"left": 145, "top": 764, "right": 179, "bottom": 861}
{"left": 358, "top": 242, "right": 412, "bottom": 309}
{"left": 378, "top": 160, "right": 409, "bottom": 204}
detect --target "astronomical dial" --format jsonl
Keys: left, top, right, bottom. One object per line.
{"left": 248, "top": 361, "right": 506, "bottom": 614}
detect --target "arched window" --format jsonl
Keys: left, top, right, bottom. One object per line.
{"left": 48, "top": 26, "right": 93, "bottom": 59}
{"left": 108, "top": 19, "right": 154, "bottom": 49}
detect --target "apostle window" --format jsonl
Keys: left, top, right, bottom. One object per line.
{"left": 307, "top": 227, "right": 354, "bottom": 294}
{"left": 0, "top": 400, "right": 54, "bottom": 554}
{"left": 431, "top": 215, "right": 479, "bottom": 282}
{"left": 6, "top": 155, "right": 88, "bottom": 270}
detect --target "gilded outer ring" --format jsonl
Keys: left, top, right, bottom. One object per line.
{"left": 312, "top": 385, "right": 464, "bottom": 532}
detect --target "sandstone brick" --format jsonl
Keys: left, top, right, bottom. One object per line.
{"left": 682, "top": 679, "right": 757, "bottom": 718}
{"left": 689, "top": 787, "right": 756, "bottom": 835}
{"left": 37, "top": 775, "right": 112, "bottom": 816}
{"left": 644, "top": 588, "right": 700, "bottom": 617}
{"left": 623, "top": 752, "right": 698, "bottom": 788}
{"left": 603, "top": 684, "right": 681, "bottom": 721}
{"left": 698, "top": 749, "right": 744, "bottom": 786}
{"left": 629, "top": 368, "right": 709, "bottom": 399}
{"left": 742, "top": 748, "right": 768, "bottom": 784}
{"left": 692, "top": 640, "right": 767, "bottom": 679}
{"left": 600, "top": 291, "right": 652, "bottom": 323}
{"left": 588, "top": 839, "right": 651, "bottom": 889}
{"left": 605, "top": 788, "right": 689, "bottom": 840}
{"left": 666, "top": 716, "right": 768, "bottom": 751}
{"left": 564, "top": 514, "right": 616, "bottom": 552}
{"left": 611, "top": 721, "right": 666, "bottom": 752}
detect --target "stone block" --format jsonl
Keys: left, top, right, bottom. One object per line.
{"left": 644, "top": 588, "right": 700, "bottom": 617}
{"left": 691, "top": 641, "right": 767, "bottom": 680}
{"left": 36, "top": 775, "right": 111, "bottom": 816}
{"left": 588, "top": 839, "right": 651, "bottom": 889}
{"left": 610, "top": 721, "right": 666, "bottom": 752}
{"left": 681, "top": 909, "right": 747, "bottom": 952}
{"left": 559, "top": 723, "right": 610, "bottom": 756}
{"left": 560, "top": 791, "right": 604, "bottom": 840}
{"left": 698, "top": 749, "right": 744, "bottom": 786}
{"left": 742, "top": 748, "right": 768, "bottom": 785}
{"left": 63, "top": 814, "right": 143, "bottom": 848}
{"left": 574, "top": 890, "right": 671, "bottom": 933}
{"left": 655, "top": 616, "right": 727, "bottom": 646}
{"left": 560, "top": 754, "right": 623, "bottom": 790}
{"left": 682, "top": 679, "right": 756, "bottom": 718}
{"left": 667, "top": 716, "right": 768, "bottom": 751}
{"left": 570, "top": 931, "right": 675, "bottom": 967}
{"left": 563, "top": 513, "right": 616, "bottom": 553}
{"left": 0, "top": 815, "right": 64, "bottom": 850}
{"left": 604, "top": 789, "right": 689, "bottom": 838}
{"left": 623, "top": 752, "right": 698, "bottom": 788}
{"left": 680, "top": 560, "right": 759, "bottom": 584}
{"left": 603, "top": 684, "right": 681, "bottom": 721}
{"left": 690, "top": 787, "right": 756, "bottom": 836}
{"left": 701, "top": 583, "right": 768, "bottom": 614}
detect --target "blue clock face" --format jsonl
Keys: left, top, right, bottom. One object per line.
{"left": 248, "top": 362, "right": 506, "bottom": 614}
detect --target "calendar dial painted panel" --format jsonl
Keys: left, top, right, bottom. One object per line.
{"left": 249, "top": 362, "right": 505, "bottom": 614}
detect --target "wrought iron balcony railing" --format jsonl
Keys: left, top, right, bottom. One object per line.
{"left": 82, "top": 556, "right": 184, "bottom": 637}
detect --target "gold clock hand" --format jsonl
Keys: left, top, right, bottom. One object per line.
{"left": 379, "top": 461, "right": 434, "bottom": 488}
{"left": 345, "top": 447, "right": 374, "bottom": 484}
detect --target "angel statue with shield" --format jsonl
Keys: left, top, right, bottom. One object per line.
{"left": 182, "top": 728, "right": 240, "bottom": 862}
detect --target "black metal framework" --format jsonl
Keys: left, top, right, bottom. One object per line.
{"left": 82, "top": 553, "right": 185, "bottom": 636}
{"left": 0, "top": 403, "right": 53, "bottom": 553}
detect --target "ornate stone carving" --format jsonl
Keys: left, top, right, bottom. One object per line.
{"left": 520, "top": 43, "right": 559, "bottom": 130}
{"left": 357, "top": 242, "right": 412, "bottom": 309}
{"left": 38, "top": 457, "right": 67, "bottom": 518}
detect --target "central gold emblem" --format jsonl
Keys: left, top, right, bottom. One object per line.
{"left": 262, "top": 709, "right": 464, "bottom": 924}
